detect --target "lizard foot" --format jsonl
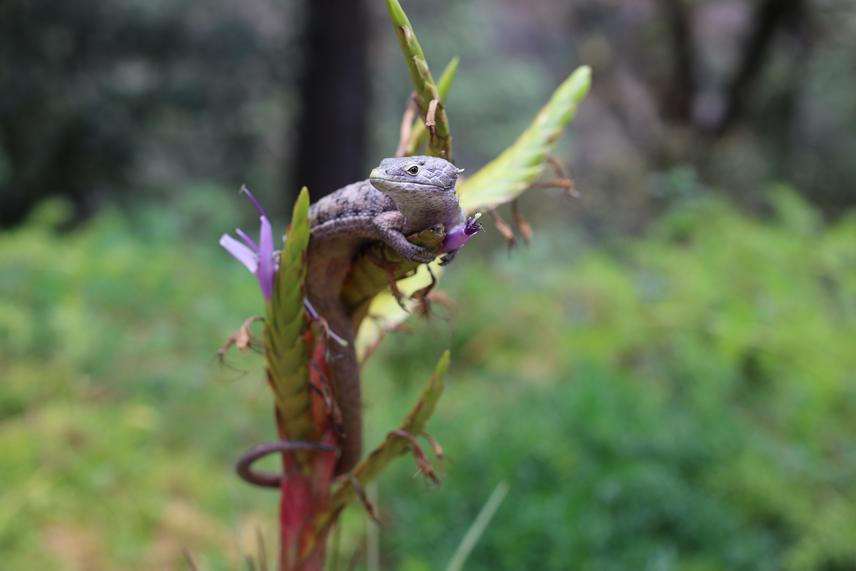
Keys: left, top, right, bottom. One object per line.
{"left": 438, "top": 249, "right": 458, "bottom": 266}
{"left": 402, "top": 246, "right": 436, "bottom": 264}
{"left": 373, "top": 213, "right": 439, "bottom": 264}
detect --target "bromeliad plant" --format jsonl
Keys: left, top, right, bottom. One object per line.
{"left": 218, "top": 1, "right": 590, "bottom": 569}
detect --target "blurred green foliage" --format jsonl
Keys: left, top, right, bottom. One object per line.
{"left": 0, "top": 0, "right": 295, "bottom": 225}
{"left": 1, "top": 189, "right": 854, "bottom": 570}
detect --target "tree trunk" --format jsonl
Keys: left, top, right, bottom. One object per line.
{"left": 293, "top": 0, "right": 370, "bottom": 202}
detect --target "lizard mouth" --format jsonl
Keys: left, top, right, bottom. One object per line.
{"left": 369, "top": 171, "right": 445, "bottom": 193}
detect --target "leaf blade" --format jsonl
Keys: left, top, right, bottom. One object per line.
{"left": 264, "top": 187, "right": 315, "bottom": 443}
{"left": 387, "top": 0, "right": 452, "bottom": 159}
{"left": 310, "top": 351, "right": 450, "bottom": 531}
{"left": 405, "top": 57, "right": 460, "bottom": 156}
{"left": 458, "top": 66, "right": 591, "bottom": 213}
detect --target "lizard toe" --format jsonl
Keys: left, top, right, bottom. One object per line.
{"left": 412, "top": 251, "right": 437, "bottom": 264}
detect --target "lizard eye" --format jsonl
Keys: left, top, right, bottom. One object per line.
{"left": 405, "top": 164, "right": 420, "bottom": 176}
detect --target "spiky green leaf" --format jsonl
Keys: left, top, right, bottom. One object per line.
{"left": 311, "top": 351, "right": 450, "bottom": 533}
{"left": 445, "top": 482, "right": 511, "bottom": 571}
{"left": 457, "top": 66, "right": 591, "bottom": 213}
{"left": 404, "top": 57, "right": 459, "bottom": 156}
{"left": 264, "top": 187, "right": 314, "bottom": 441}
{"left": 387, "top": 0, "right": 452, "bottom": 159}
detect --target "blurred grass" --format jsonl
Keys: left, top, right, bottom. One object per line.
{"left": 1, "top": 189, "right": 855, "bottom": 570}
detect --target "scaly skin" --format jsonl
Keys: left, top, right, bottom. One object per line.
{"left": 307, "top": 156, "right": 463, "bottom": 473}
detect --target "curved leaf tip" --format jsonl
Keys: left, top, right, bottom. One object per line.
{"left": 457, "top": 65, "right": 592, "bottom": 214}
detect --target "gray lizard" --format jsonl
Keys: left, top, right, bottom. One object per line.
{"left": 306, "top": 155, "right": 465, "bottom": 473}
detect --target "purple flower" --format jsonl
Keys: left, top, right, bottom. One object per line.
{"left": 220, "top": 186, "right": 277, "bottom": 300}
{"left": 442, "top": 213, "right": 483, "bottom": 253}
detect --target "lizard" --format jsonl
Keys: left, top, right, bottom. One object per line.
{"left": 306, "top": 155, "right": 466, "bottom": 474}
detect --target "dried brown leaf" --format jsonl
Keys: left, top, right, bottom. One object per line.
{"left": 218, "top": 315, "right": 264, "bottom": 360}
{"left": 390, "top": 430, "right": 440, "bottom": 484}
{"left": 425, "top": 98, "right": 438, "bottom": 132}
{"left": 347, "top": 474, "right": 381, "bottom": 524}
{"left": 426, "top": 290, "right": 456, "bottom": 312}
{"left": 489, "top": 209, "right": 517, "bottom": 248}
{"left": 510, "top": 200, "right": 533, "bottom": 244}
{"left": 421, "top": 431, "right": 444, "bottom": 466}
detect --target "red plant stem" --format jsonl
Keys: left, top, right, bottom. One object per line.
{"left": 275, "top": 342, "right": 339, "bottom": 570}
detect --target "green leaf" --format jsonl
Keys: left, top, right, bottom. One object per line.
{"left": 446, "top": 482, "right": 511, "bottom": 571}
{"left": 264, "top": 187, "right": 314, "bottom": 441}
{"left": 387, "top": 0, "right": 452, "bottom": 159}
{"left": 436, "top": 57, "right": 460, "bottom": 99}
{"left": 457, "top": 65, "right": 591, "bottom": 213}
{"left": 404, "top": 57, "right": 459, "bottom": 156}
{"left": 352, "top": 68, "right": 591, "bottom": 349}
{"left": 311, "top": 351, "right": 450, "bottom": 531}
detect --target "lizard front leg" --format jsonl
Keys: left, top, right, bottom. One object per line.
{"left": 372, "top": 211, "right": 437, "bottom": 264}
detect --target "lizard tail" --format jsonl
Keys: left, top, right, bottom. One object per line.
{"left": 315, "top": 300, "right": 362, "bottom": 474}
{"left": 306, "top": 236, "right": 367, "bottom": 475}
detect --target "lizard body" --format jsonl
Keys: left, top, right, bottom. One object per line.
{"left": 306, "top": 156, "right": 463, "bottom": 473}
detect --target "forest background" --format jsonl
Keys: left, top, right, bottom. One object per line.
{"left": 1, "top": 0, "right": 854, "bottom": 569}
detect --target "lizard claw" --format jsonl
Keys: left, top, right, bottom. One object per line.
{"left": 399, "top": 243, "right": 436, "bottom": 264}
{"left": 410, "top": 252, "right": 436, "bottom": 264}
{"left": 438, "top": 249, "right": 458, "bottom": 266}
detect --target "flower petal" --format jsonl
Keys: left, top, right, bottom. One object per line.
{"left": 220, "top": 234, "right": 259, "bottom": 273}
{"left": 236, "top": 228, "right": 258, "bottom": 251}
{"left": 241, "top": 185, "right": 268, "bottom": 219}
{"left": 256, "top": 215, "right": 275, "bottom": 300}
{"left": 441, "top": 215, "right": 483, "bottom": 252}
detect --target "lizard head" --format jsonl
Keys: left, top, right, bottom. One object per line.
{"left": 369, "top": 156, "right": 462, "bottom": 197}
